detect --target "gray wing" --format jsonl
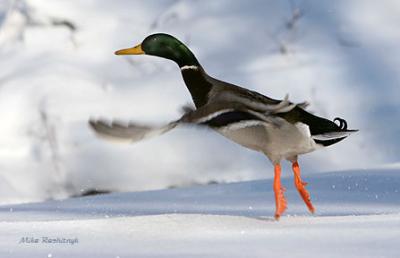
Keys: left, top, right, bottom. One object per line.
{"left": 89, "top": 119, "right": 178, "bottom": 143}
{"left": 206, "top": 76, "right": 309, "bottom": 111}
{"left": 89, "top": 96, "right": 300, "bottom": 143}
{"left": 180, "top": 101, "right": 287, "bottom": 129}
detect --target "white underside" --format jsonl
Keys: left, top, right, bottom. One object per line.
{"left": 216, "top": 120, "right": 320, "bottom": 163}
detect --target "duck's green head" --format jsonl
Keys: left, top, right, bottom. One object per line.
{"left": 115, "top": 33, "right": 199, "bottom": 68}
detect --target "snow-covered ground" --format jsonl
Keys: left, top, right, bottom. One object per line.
{"left": 1, "top": 0, "right": 400, "bottom": 203}
{"left": 0, "top": 168, "right": 399, "bottom": 257}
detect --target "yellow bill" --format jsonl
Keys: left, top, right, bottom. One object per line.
{"left": 115, "top": 44, "right": 144, "bottom": 55}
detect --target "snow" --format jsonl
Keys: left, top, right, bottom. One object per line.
{"left": 3, "top": 214, "right": 400, "bottom": 258}
{"left": 0, "top": 168, "right": 399, "bottom": 257}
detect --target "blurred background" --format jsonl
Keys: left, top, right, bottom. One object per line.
{"left": 0, "top": 0, "right": 399, "bottom": 204}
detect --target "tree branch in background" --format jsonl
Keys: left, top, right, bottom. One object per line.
{"left": 0, "top": 0, "right": 78, "bottom": 48}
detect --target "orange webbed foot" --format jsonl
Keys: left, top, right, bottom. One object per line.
{"left": 274, "top": 164, "right": 287, "bottom": 220}
{"left": 274, "top": 186, "right": 287, "bottom": 220}
{"left": 292, "top": 162, "right": 315, "bottom": 214}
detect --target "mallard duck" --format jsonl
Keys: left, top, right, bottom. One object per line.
{"left": 89, "top": 33, "right": 357, "bottom": 219}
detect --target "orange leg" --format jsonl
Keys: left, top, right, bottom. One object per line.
{"left": 292, "top": 161, "right": 315, "bottom": 213}
{"left": 273, "top": 164, "right": 287, "bottom": 220}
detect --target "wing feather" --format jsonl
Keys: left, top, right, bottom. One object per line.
{"left": 89, "top": 94, "right": 303, "bottom": 143}
{"left": 89, "top": 119, "right": 178, "bottom": 143}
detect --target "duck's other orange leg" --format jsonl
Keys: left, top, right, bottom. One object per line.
{"left": 273, "top": 163, "right": 287, "bottom": 220}
{"left": 292, "top": 161, "right": 315, "bottom": 213}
